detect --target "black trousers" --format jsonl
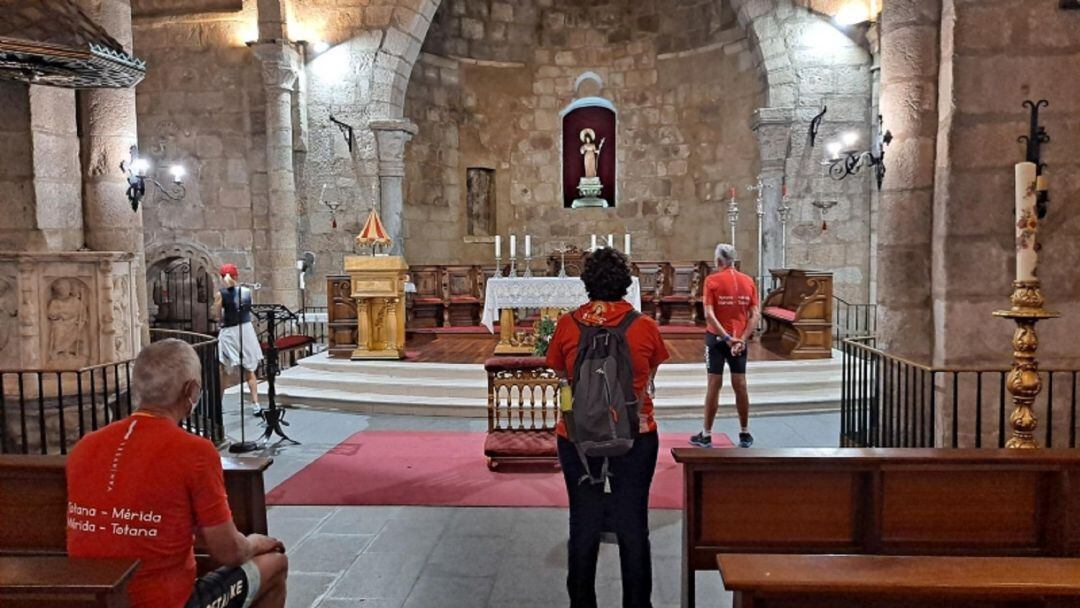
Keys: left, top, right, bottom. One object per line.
{"left": 557, "top": 432, "right": 660, "bottom": 608}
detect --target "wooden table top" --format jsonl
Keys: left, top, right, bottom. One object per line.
{"left": 717, "top": 554, "right": 1080, "bottom": 598}
{"left": 0, "top": 556, "right": 139, "bottom": 593}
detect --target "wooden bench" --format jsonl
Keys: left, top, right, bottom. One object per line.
{"left": 761, "top": 269, "right": 832, "bottom": 359}
{"left": 0, "top": 455, "right": 271, "bottom": 554}
{"left": 672, "top": 448, "right": 1080, "bottom": 608}
{"left": 631, "top": 261, "right": 665, "bottom": 321}
{"left": 483, "top": 357, "right": 559, "bottom": 470}
{"left": 443, "top": 265, "right": 482, "bottom": 327}
{"left": 0, "top": 556, "right": 139, "bottom": 607}
{"left": 659, "top": 262, "right": 706, "bottom": 326}
{"left": 718, "top": 554, "right": 1080, "bottom": 608}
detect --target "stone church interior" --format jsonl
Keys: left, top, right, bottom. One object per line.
{"left": 2, "top": 0, "right": 1080, "bottom": 606}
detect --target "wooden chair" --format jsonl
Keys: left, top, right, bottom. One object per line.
{"left": 631, "top": 261, "right": 665, "bottom": 321}
{"left": 761, "top": 269, "right": 833, "bottom": 359}
{"left": 483, "top": 357, "right": 559, "bottom": 470}
{"left": 407, "top": 265, "right": 444, "bottom": 328}
{"left": 326, "top": 275, "right": 358, "bottom": 358}
{"left": 442, "top": 265, "right": 482, "bottom": 327}
{"left": 659, "top": 262, "right": 704, "bottom": 325}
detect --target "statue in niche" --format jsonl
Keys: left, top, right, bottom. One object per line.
{"left": 573, "top": 128, "right": 608, "bottom": 208}
{"left": 580, "top": 128, "right": 605, "bottom": 179}
{"left": 47, "top": 278, "right": 88, "bottom": 361}
{"left": 0, "top": 278, "right": 16, "bottom": 351}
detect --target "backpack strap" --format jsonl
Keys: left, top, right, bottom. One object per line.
{"left": 612, "top": 310, "right": 641, "bottom": 336}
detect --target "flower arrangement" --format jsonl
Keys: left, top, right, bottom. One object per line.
{"left": 533, "top": 317, "right": 557, "bottom": 357}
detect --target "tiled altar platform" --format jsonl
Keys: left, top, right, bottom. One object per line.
{"left": 259, "top": 333, "right": 840, "bottom": 418}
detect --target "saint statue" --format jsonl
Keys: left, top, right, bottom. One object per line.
{"left": 580, "top": 128, "right": 606, "bottom": 178}
{"left": 47, "top": 278, "right": 87, "bottom": 359}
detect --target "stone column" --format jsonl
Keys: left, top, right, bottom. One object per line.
{"left": 877, "top": 0, "right": 941, "bottom": 360}
{"left": 751, "top": 107, "right": 794, "bottom": 281}
{"left": 77, "top": 0, "right": 147, "bottom": 346}
{"left": 252, "top": 42, "right": 301, "bottom": 308}
{"left": 370, "top": 120, "right": 418, "bottom": 257}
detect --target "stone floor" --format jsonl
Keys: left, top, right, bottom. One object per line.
{"left": 220, "top": 388, "right": 840, "bottom": 607}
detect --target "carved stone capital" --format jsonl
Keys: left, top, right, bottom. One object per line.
{"left": 370, "top": 119, "right": 419, "bottom": 177}
{"left": 251, "top": 42, "right": 300, "bottom": 91}
{"left": 751, "top": 106, "right": 795, "bottom": 164}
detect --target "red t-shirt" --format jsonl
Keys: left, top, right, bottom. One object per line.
{"left": 66, "top": 413, "right": 233, "bottom": 608}
{"left": 545, "top": 300, "right": 670, "bottom": 437}
{"left": 703, "top": 268, "right": 759, "bottom": 339}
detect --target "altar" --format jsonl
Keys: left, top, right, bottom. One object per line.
{"left": 481, "top": 276, "right": 642, "bottom": 355}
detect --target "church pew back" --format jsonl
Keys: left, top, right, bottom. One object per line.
{"left": 672, "top": 448, "right": 1080, "bottom": 608}
{"left": 0, "top": 455, "right": 271, "bottom": 554}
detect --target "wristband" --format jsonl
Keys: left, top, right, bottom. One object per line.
{"left": 722, "top": 335, "right": 732, "bottom": 343}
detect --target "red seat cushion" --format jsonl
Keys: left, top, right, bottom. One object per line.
{"left": 412, "top": 297, "right": 443, "bottom": 304}
{"left": 449, "top": 296, "right": 480, "bottom": 303}
{"left": 661, "top": 295, "right": 692, "bottom": 303}
{"left": 261, "top": 335, "right": 315, "bottom": 351}
{"left": 763, "top": 306, "right": 797, "bottom": 322}
{"left": 484, "top": 430, "right": 557, "bottom": 458}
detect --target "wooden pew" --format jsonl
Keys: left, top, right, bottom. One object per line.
{"left": 672, "top": 448, "right": 1080, "bottom": 608}
{"left": 407, "top": 265, "right": 444, "bottom": 328}
{"left": 717, "top": 554, "right": 1080, "bottom": 608}
{"left": 659, "top": 262, "right": 705, "bottom": 325}
{"left": 483, "top": 357, "right": 559, "bottom": 470}
{"left": 442, "top": 265, "right": 482, "bottom": 327}
{"left": 0, "top": 455, "right": 271, "bottom": 554}
{"left": 761, "top": 269, "right": 832, "bottom": 359}
{"left": 0, "top": 556, "right": 139, "bottom": 608}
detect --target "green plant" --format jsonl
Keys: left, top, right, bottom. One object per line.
{"left": 533, "top": 317, "right": 557, "bottom": 356}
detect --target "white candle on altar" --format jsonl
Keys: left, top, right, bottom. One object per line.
{"left": 494, "top": 235, "right": 501, "bottom": 258}
{"left": 591, "top": 234, "right": 597, "bottom": 250}
{"left": 509, "top": 234, "right": 517, "bottom": 258}
{"left": 624, "top": 233, "right": 631, "bottom": 256}
{"left": 525, "top": 235, "right": 531, "bottom": 257}
{"left": 607, "top": 234, "right": 614, "bottom": 248}
{"left": 1015, "top": 162, "right": 1038, "bottom": 282}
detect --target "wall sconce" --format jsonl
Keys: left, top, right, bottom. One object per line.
{"left": 121, "top": 145, "right": 186, "bottom": 212}
{"left": 824, "top": 115, "right": 892, "bottom": 190}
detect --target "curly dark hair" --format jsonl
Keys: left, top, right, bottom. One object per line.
{"left": 581, "top": 247, "right": 633, "bottom": 302}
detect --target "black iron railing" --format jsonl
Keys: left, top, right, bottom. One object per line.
{"left": 0, "top": 329, "right": 223, "bottom": 455}
{"left": 841, "top": 336, "right": 1080, "bottom": 448}
{"left": 833, "top": 296, "right": 876, "bottom": 347}
{"left": 251, "top": 306, "right": 328, "bottom": 371}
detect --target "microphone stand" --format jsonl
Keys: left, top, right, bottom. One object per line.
{"left": 228, "top": 281, "right": 260, "bottom": 453}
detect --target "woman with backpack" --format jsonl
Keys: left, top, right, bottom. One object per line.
{"left": 545, "top": 247, "right": 670, "bottom": 608}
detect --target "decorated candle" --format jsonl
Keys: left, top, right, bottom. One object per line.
{"left": 509, "top": 234, "right": 517, "bottom": 258}
{"left": 1015, "top": 162, "right": 1038, "bottom": 282}
{"left": 525, "top": 235, "right": 531, "bottom": 257}
{"left": 591, "top": 234, "right": 597, "bottom": 250}
{"left": 624, "top": 233, "right": 631, "bottom": 256}
{"left": 729, "top": 186, "right": 737, "bottom": 199}
{"left": 494, "top": 235, "right": 501, "bottom": 258}
{"left": 607, "top": 234, "right": 614, "bottom": 248}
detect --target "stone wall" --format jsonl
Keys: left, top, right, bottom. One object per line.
{"left": 932, "top": 0, "right": 1080, "bottom": 368}
{"left": 403, "top": 0, "right": 767, "bottom": 269}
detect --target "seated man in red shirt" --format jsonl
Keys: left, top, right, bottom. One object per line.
{"left": 66, "top": 339, "right": 288, "bottom": 608}
{"left": 546, "top": 247, "right": 670, "bottom": 608}
{"left": 690, "top": 243, "right": 760, "bottom": 449}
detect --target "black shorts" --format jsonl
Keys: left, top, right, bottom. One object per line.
{"left": 705, "top": 332, "right": 748, "bottom": 375}
{"left": 185, "top": 561, "right": 260, "bottom": 608}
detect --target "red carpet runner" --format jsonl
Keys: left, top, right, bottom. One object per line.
{"left": 267, "top": 431, "right": 731, "bottom": 509}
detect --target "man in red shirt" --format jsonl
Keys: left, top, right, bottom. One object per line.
{"left": 66, "top": 339, "right": 289, "bottom": 608}
{"left": 690, "top": 243, "right": 760, "bottom": 448}
{"left": 546, "top": 247, "right": 670, "bottom": 608}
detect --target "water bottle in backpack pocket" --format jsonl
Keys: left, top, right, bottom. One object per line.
{"left": 569, "top": 311, "right": 641, "bottom": 485}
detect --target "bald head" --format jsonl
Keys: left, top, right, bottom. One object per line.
{"left": 132, "top": 339, "right": 202, "bottom": 419}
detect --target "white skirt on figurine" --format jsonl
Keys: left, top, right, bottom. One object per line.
{"left": 218, "top": 322, "right": 263, "bottom": 373}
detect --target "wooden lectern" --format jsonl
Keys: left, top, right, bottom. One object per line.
{"left": 344, "top": 255, "right": 408, "bottom": 360}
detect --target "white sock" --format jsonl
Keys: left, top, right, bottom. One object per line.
{"left": 701, "top": 429, "right": 711, "bottom": 437}
{"left": 741, "top": 426, "right": 749, "bottom": 434}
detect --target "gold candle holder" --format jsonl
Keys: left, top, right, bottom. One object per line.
{"left": 993, "top": 280, "right": 1059, "bottom": 448}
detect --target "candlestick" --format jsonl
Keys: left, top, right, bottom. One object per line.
{"left": 509, "top": 234, "right": 517, "bottom": 259}
{"left": 523, "top": 254, "right": 533, "bottom": 278}
{"left": 778, "top": 191, "right": 792, "bottom": 267}
{"left": 607, "top": 234, "right": 614, "bottom": 248}
{"left": 624, "top": 233, "right": 631, "bottom": 257}
{"left": 495, "top": 235, "right": 501, "bottom": 258}
{"left": 591, "top": 234, "right": 597, "bottom": 251}
{"left": 524, "top": 234, "right": 531, "bottom": 257}
{"left": 728, "top": 190, "right": 739, "bottom": 247}
{"left": 494, "top": 254, "right": 503, "bottom": 278}
{"left": 1015, "top": 162, "right": 1038, "bottom": 282}
{"left": 558, "top": 244, "right": 567, "bottom": 278}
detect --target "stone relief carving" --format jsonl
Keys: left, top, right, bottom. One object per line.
{"left": 47, "top": 278, "right": 89, "bottom": 363}
{"left": 0, "top": 278, "right": 16, "bottom": 352}
{"left": 112, "top": 275, "right": 131, "bottom": 358}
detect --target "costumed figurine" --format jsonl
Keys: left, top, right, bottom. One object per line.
{"left": 212, "top": 264, "right": 263, "bottom": 409}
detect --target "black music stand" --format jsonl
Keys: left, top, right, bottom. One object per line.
{"left": 250, "top": 304, "right": 301, "bottom": 446}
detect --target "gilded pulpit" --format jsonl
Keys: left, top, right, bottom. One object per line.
{"left": 345, "top": 209, "right": 407, "bottom": 360}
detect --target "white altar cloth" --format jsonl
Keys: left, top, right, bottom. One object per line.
{"left": 481, "top": 277, "right": 642, "bottom": 332}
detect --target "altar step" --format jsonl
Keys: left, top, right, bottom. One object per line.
{"left": 260, "top": 352, "right": 843, "bottom": 418}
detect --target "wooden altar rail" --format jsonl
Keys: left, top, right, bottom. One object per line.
{"left": 841, "top": 337, "right": 1080, "bottom": 449}
{"left": 1, "top": 329, "right": 224, "bottom": 455}
{"left": 671, "top": 448, "right": 1080, "bottom": 608}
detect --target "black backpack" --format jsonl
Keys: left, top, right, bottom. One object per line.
{"left": 570, "top": 311, "right": 641, "bottom": 485}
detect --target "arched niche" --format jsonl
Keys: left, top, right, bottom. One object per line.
{"left": 560, "top": 79, "right": 618, "bottom": 209}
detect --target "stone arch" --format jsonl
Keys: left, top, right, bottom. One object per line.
{"left": 144, "top": 239, "right": 219, "bottom": 277}
{"left": 143, "top": 239, "right": 220, "bottom": 333}
{"left": 372, "top": 0, "right": 441, "bottom": 119}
